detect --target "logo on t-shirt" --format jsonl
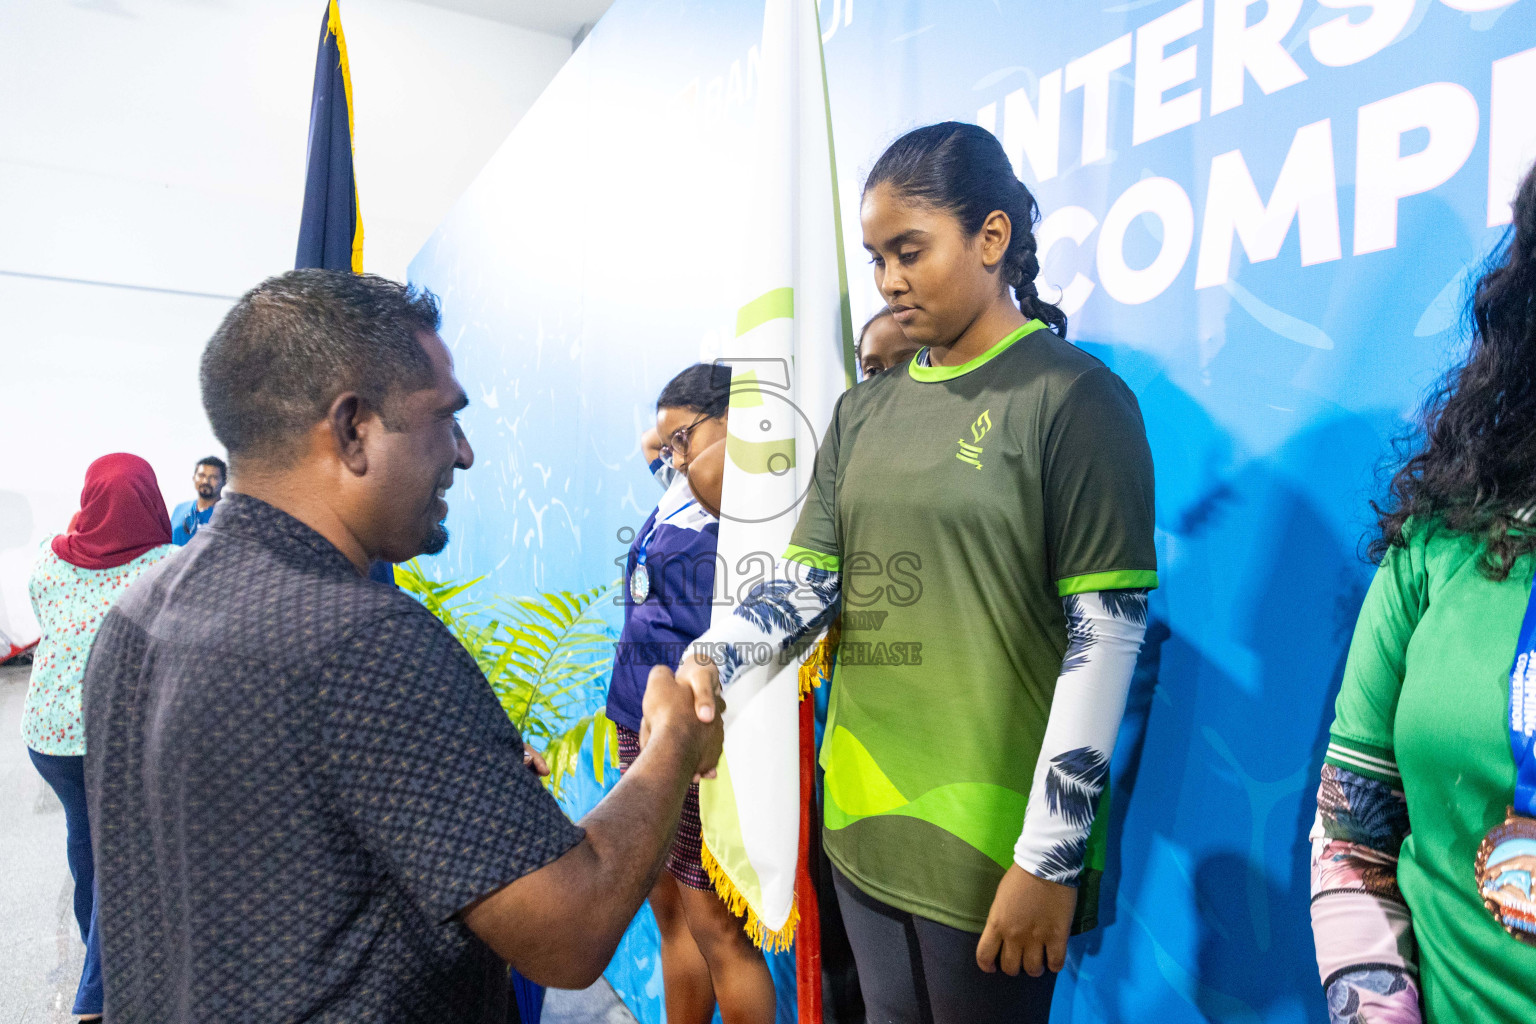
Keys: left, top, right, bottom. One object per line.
{"left": 955, "top": 409, "right": 992, "bottom": 469}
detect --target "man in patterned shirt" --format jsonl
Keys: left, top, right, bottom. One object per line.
{"left": 82, "top": 270, "right": 724, "bottom": 1023}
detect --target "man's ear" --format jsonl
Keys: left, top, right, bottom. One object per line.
{"left": 327, "top": 393, "right": 370, "bottom": 476}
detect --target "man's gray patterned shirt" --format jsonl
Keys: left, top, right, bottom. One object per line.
{"left": 83, "top": 493, "right": 584, "bottom": 1022}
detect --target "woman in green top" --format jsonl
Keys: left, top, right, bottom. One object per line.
{"left": 1309, "top": 164, "right": 1536, "bottom": 1023}
{"left": 670, "top": 122, "right": 1158, "bottom": 1023}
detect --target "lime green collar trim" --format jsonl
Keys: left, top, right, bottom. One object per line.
{"left": 908, "top": 319, "right": 1046, "bottom": 382}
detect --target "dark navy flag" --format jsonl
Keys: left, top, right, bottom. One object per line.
{"left": 293, "top": 28, "right": 552, "bottom": 1024}
{"left": 291, "top": 5, "right": 390, "bottom": 592}
{"left": 296, "top": 0, "right": 362, "bottom": 273}
{"left": 295, "top": 4, "right": 393, "bottom": 588}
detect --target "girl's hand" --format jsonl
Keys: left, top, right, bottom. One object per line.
{"left": 641, "top": 427, "right": 664, "bottom": 466}
{"left": 522, "top": 743, "right": 550, "bottom": 777}
{"left": 640, "top": 654, "right": 723, "bottom": 780}
{"left": 975, "top": 864, "right": 1076, "bottom": 977}
{"left": 638, "top": 661, "right": 725, "bottom": 781}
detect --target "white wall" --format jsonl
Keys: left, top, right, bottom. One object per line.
{"left": 0, "top": 0, "right": 574, "bottom": 643}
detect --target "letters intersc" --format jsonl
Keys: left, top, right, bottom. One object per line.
{"left": 971, "top": 0, "right": 1536, "bottom": 313}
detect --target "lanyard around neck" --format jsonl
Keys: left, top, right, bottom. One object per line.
{"left": 636, "top": 500, "right": 697, "bottom": 569}
{"left": 1506, "top": 583, "right": 1536, "bottom": 815}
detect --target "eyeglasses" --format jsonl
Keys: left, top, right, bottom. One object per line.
{"left": 659, "top": 413, "right": 711, "bottom": 466}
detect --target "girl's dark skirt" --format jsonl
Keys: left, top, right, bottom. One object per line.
{"left": 616, "top": 723, "right": 712, "bottom": 891}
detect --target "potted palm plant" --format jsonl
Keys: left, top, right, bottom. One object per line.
{"left": 394, "top": 560, "right": 624, "bottom": 1023}
{"left": 393, "top": 559, "right": 620, "bottom": 797}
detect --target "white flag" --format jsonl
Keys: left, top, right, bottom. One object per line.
{"left": 697, "top": 0, "right": 852, "bottom": 948}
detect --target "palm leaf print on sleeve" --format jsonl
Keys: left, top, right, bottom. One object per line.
{"left": 1061, "top": 594, "right": 1097, "bottom": 673}
{"left": 735, "top": 580, "right": 805, "bottom": 635}
{"left": 805, "top": 567, "right": 840, "bottom": 611}
{"left": 1099, "top": 588, "right": 1149, "bottom": 625}
{"left": 1037, "top": 832, "right": 1089, "bottom": 884}
{"left": 1045, "top": 745, "right": 1110, "bottom": 830}
{"left": 719, "top": 640, "right": 745, "bottom": 688}
{"left": 1325, "top": 966, "right": 1416, "bottom": 1024}
{"left": 1317, "top": 764, "right": 1409, "bottom": 854}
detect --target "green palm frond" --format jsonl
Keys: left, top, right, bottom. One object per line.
{"left": 394, "top": 560, "right": 620, "bottom": 797}
{"left": 394, "top": 559, "right": 487, "bottom": 630}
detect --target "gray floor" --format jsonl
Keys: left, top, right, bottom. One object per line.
{"left": 0, "top": 663, "right": 634, "bottom": 1024}
{"left": 0, "top": 664, "right": 84, "bottom": 1024}
{"left": 542, "top": 981, "right": 639, "bottom": 1024}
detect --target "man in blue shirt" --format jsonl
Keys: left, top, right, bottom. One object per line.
{"left": 169, "top": 456, "right": 226, "bottom": 545}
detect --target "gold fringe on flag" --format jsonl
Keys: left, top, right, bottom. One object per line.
{"left": 797, "top": 619, "right": 840, "bottom": 698}
{"left": 700, "top": 623, "right": 842, "bottom": 951}
{"left": 700, "top": 839, "right": 801, "bottom": 952}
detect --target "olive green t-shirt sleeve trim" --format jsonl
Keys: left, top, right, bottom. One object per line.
{"left": 787, "top": 391, "right": 845, "bottom": 562}
{"left": 1056, "top": 569, "right": 1159, "bottom": 596}
{"left": 1042, "top": 366, "right": 1159, "bottom": 602}
{"left": 784, "top": 544, "right": 840, "bottom": 571}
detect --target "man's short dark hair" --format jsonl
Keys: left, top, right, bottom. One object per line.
{"left": 200, "top": 270, "right": 442, "bottom": 464}
{"left": 196, "top": 456, "right": 227, "bottom": 479}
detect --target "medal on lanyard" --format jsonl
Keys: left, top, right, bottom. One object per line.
{"left": 629, "top": 499, "right": 697, "bottom": 605}
{"left": 629, "top": 560, "right": 650, "bottom": 605}
{"left": 1475, "top": 581, "right": 1536, "bottom": 945}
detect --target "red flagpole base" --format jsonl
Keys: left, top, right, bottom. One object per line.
{"left": 795, "top": 690, "right": 823, "bottom": 1024}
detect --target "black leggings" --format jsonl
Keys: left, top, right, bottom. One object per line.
{"left": 832, "top": 866, "right": 1057, "bottom": 1024}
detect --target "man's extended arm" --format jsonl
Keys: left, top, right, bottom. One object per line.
{"left": 462, "top": 665, "right": 722, "bottom": 988}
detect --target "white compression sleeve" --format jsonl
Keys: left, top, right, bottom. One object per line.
{"left": 1013, "top": 590, "right": 1148, "bottom": 883}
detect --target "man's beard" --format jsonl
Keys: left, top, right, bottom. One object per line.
{"left": 422, "top": 524, "right": 449, "bottom": 556}
{"left": 196, "top": 486, "right": 217, "bottom": 497}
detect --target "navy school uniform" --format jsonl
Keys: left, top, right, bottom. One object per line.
{"left": 606, "top": 461, "right": 720, "bottom": 732}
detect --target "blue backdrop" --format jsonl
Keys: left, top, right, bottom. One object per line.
{"left": 408, "top": 2, "right": 1536, "bottom": 1021}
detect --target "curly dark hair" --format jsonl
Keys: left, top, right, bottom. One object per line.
{"left": 1371, "top": 163, "right": 1536, "bottom": 579}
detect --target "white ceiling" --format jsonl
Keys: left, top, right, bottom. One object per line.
{"left": 408, "top": 0, "right": 614, "bottom": 39}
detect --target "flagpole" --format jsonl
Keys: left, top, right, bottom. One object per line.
{"left": 795, "top": 689, "right": 824, "bottom": 1024}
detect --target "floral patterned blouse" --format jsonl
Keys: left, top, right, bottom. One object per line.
{"left": 23, "top": 538, "right": 175, "bottom": 755}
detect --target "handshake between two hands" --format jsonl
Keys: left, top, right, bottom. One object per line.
{"left": 518, "top": 652, "right": 722, "bottom": 782}
{"left": 638, "top": 651, "right": 727, "bottom": 781}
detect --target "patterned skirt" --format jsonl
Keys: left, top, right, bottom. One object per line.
{"left": 616, "top": 724, "right": 712, "bottom": 891}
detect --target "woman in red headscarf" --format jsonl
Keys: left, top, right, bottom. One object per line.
{"left": 24, "top": 453, "right": 175, "bottom": 1023}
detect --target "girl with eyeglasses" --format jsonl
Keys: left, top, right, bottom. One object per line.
{"left": 607, "top": 363, "right": 775, "bottom": 1024}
